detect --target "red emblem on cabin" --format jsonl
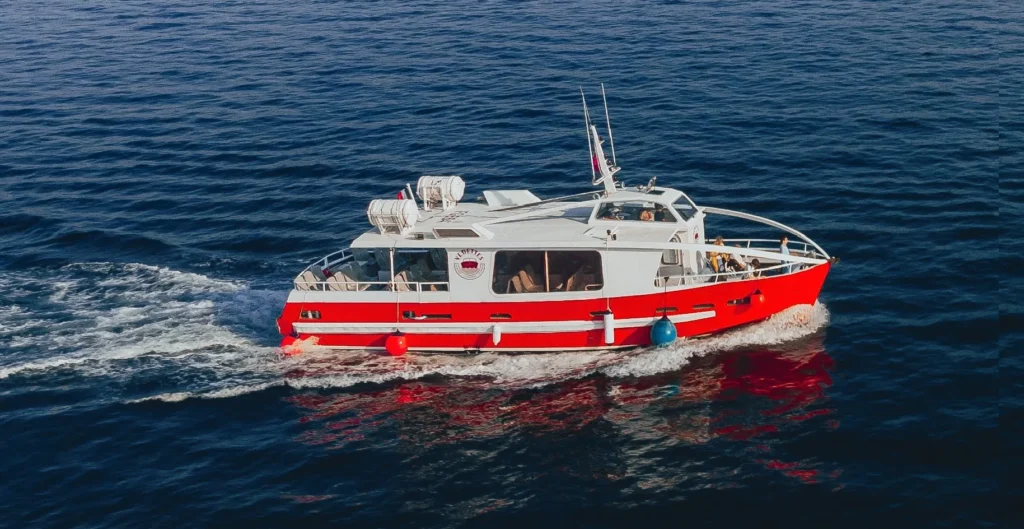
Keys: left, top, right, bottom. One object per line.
{"left": 453, "top": 249, "right": 485, "bottom": 280}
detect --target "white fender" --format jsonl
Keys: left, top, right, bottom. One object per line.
{"left": 492, "top": 324, "right": 502, "bottom": 345}
{"left": 603, "top": 312, "right": 615, "bottom": 345}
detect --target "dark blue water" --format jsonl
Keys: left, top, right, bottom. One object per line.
{"left": 1, "top": 1, "right": 1017, "bottom": 527}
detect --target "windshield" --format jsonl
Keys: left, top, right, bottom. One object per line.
{"left": 595, "top": 201, "right": 676, "bottom": 222}
{"left": 672, "top": 194, "right": 698, "bottom": 221}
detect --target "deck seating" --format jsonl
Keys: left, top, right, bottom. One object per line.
{"left": 342, "top": 262, "right": 373, "bottom": 290}
{"left": 326, "top": 273, "right": 348, "bottom": 291}
{"left": 392, "top": 270, "right": 412, "bottom": 291}
{"left": 565, "top": 269, "right": 583, "bottom": 291}
{"left": 428, "top": 249, "right": 446, "bottom": 270}
{"left": 516, "top": 269, "right": 545, "bottom": 293}
{"left": 295, "top": 270, "right": 319, "bottom": 290}
{"left": 320, "top": 262, "right": 371, "bottom": 292}
{"left": 373, "top": 249, "right": 390, "bottom": 271}
{"left": 408, "top": 259, "right": 431, "bottom": 281}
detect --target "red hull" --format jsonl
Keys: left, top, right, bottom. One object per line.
{"left": 277, "top": 262, "right": 830, "bottom": 352}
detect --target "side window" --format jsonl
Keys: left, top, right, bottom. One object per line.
{"left": 393, "top": 249, "right": 449, "bottom": 290}
{"left": 661, "top": 233, "right": 683, "bottom": 265}
{"left": 672, "top": 195, "right": 697, "bottom": 221}
{"left": 655, "top": 250, "right": 694, "bottom": 287}
{"left": 492, "top": 250, "right": 603, "bottom": 294}
{"left": 332, "top": 248, "right": 386, "bottom": 290}
{"left": 596, "top": 201, "right": 675, "bottom": 222}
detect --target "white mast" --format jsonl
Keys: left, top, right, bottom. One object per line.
{"left": 589, "top": 123, "right": 618, "bottom": 195}
{"left": 601, "top": 83, "right": 616, "bottom": 166}
{"left": 581, "top": 88, "right": 596, "bottom": 183}
{"left": 581, "top": 86, "right": 620, "bottom": 196}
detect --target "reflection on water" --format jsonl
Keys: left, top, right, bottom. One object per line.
{"left": 288, "top": 378, "right": 610, "bottom": 447}
{"left": 287, "top": 335, "right": 838, "bottom": 484}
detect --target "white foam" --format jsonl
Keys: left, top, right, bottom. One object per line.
{"left": 1, "top": 261, "right": 830, "bottom": 403}
{"left": 275, "top": 303, "right": 829, "bottom": 391}
{"left": 124, "top": 304, "right": 829, "bottom": 401}
{"left": 126, "top": 392, "right": 193, "bottom": 403}
{"left": 0, "top": 263, "right": 282, "bottom": 391}
{"left": 601, "top": 302, "right": 829, "bottom": 378}
{"left": 127, "top": 381, "right": 286, "bottom": 403}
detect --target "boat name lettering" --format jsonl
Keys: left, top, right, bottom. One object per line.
{"left": 454, "top": 249, "right": 485, "bottom": 280}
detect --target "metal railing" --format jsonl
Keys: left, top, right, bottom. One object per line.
{"left": 655, "top": 260, "right": 816, "bottom": 287}
{"left": 701, "top": 207, "right": 831, "bottom": 258}
{"left": 710, "top": 238, "right": 820, "bottom": 258}
{"left": 303, "top": 248, "right": 355, "bottom": 275}
{"left": 294, "top": 279, "right": 449, "bottom": 292}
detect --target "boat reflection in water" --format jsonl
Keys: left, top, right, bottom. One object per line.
{"left": 607, "top": 335, "right": 839, "bottom": 485}
{"left": 286, "top": 334, "right": 837, "bottom": 485}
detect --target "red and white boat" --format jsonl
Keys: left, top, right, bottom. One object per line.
{"left": 277, "top": 88, "right": 834, "bottom": 355}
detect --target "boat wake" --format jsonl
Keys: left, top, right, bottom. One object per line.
{"left": 280, "top": 302, "right": 829, "bottom": 392}
{"left": 0, "top": 263, "right": 286, "bottom": 402}
{"left": 0, "top": 263, "right": 829, "bottom": 405}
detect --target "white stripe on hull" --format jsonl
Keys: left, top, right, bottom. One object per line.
{"left": 292, "top": 310, "right": 715, "bottom": 335}
{"left": 309, "top": 344, "right": 641, "bottom": 353}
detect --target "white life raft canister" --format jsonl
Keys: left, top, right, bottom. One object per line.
{"left": 367, "top": 199, "right": 418, "bottom": 234}
{"left": 416, "top": 175, "right": 465, "bottom": 211}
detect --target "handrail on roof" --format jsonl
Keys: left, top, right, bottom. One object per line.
{"left": 701, "top": 206, "right": 830, "bottom": 258}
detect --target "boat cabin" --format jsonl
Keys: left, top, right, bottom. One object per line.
{"left": 289, "top": 174, "right": 831, "bottom": 306}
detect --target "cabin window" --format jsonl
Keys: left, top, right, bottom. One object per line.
{"left": 393, "top": 249, "right": 449, "bottom": 291}
{"left": 655, "top": 250, "right": 698, "bottom": 287}
{"left": 321, "top": 248, "right": 386, "bottom": 291}
{"left": 672, "top": 195, "right": 698, "bottom": 221}
{"left": 596, "top": 201, "right": 676, "bottom": 223}
{"left": 661, "top": 234, "right": 683, "bottom": 265}
{"left": 492, "top": 250, "right": 603, "bottom": 294}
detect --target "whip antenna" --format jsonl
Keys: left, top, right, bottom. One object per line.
{"left": 601, "top": 83, "right": 616, "bottom": 166}
{"left": 581, "top": 88, "right": 596, "bottom": 183}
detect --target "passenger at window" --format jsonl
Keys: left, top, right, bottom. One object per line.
{"left": 639, "top": 209, "right": 654, "bottom": 221}
{"left": 601, "top": 206, "right": 622, "bottom": 220}
{"left": 654, "top": 204, "right": 671, "bottom": 221}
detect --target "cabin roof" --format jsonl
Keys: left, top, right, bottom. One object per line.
{"left": 351, "top": 187, "right": 693, "bottom": 250}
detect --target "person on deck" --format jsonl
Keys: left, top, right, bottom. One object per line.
{"left": 750, "top": 258, "right": 763, "bottom": 278}
{"left": 708, "top": 236, "right": 727, "bottom": 279}
{"left": 780, "top": 235, "right": 792, "bottom": 274}
{"left": 727, "top": 244, "right": 749, "bottom": 276}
